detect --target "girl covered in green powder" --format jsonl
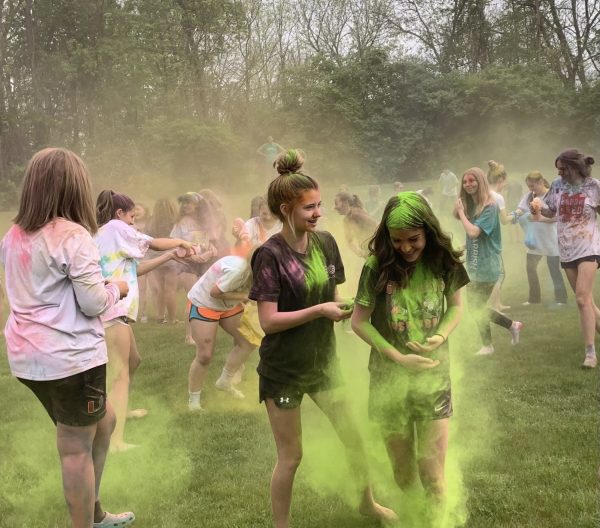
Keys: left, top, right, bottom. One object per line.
{"left": 249, "top": 149, "right": 396, "bottom": 528}
{"left": 351, "top": 192, "right": 469, "bottom": 513}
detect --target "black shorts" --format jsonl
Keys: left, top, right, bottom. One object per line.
{"left": 18, "top": 364, "right": 108, "bottom": 427}
{"left": 259, "top": 374, "right": 341, "bottom": 409}
{"left": 561, "top": 255, "right": 600, "bottom": 269}
{"left": 369, "top": 381, "right": 453, "bottom": 433}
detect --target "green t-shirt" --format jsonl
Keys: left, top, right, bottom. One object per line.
{"left": 355, "top": 256, "right": 469, "bottom": 388}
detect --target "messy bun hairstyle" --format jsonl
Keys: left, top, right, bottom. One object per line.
{"left": 335, "top": 191, "right": 364, "bottom": 210}
{"left": 268, "top": 149, "right": 319, "bottom": 222}
{"left": 487, "top": 160, "right": 507, "bottom": 184}
{"left": 555, "top": 148, "right": 595, "bottom": 180}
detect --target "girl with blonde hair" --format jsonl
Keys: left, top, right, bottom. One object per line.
{"left": 454, "top": 168, "right": 522, "bottom": 356}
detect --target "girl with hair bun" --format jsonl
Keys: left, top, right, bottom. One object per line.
{"left": 333, "top": 191, "right": 378, "bottom": 257}
{"left": 538, "top": 149, "right": 600, "bottom": 368}
{"left": 250, "top": 149, "right": 396, "bottom": 527}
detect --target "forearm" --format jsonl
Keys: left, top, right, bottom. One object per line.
{"left": 351, "top": 317, "right": 398, "bottom": 359}
{"left": 137, "top": 253, "right": 173, "bottom": 276}
{"left": 260, "top": 304, "right": 323, "bottom": 334}
{"left": 432, "top": 305, "right": 463, "bottom": 341}
{"left": 150, "top": 237, "right": 187, "bottom": 251}
{"left": 459, "top": 212, "right": 481, "bottom": 238}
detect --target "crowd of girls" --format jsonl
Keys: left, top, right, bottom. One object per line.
{"left": 1, "top": 145, "right": 598, "bottom": 528}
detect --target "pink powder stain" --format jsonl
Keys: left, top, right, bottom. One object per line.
{"left": 6, "top": 226, "right": 32, "bottom": 270}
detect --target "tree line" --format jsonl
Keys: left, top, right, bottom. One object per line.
{"left": 0, "top": 0, "right": 598, "bottom": 207}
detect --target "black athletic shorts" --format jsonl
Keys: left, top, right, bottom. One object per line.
{"left": 18, "top": 364, "right": 108, "bottom": 427}
{"left": 259, "top": 374, "right": 341, "bottom": 409}
{"left": 560, "top": 255, "right": 600, "bottom": 269}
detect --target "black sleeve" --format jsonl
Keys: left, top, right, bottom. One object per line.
{"left": 249, "top": 246, "right": 281, "bottom": 302}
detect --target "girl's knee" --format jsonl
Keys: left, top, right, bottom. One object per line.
{"left": 129, "top": 354, "right": 141, "bottom": 372}
{"left": 575, "top": 292, "right": 592, "bottom": 309}
{"left": 393, "top": 467, "right": 417, "bottom": 490}
{"left": 278, "top": 449, "right": 303, "bottom": 472}
{"left": 194, "top": 345, "right": 215, "bottom": 366}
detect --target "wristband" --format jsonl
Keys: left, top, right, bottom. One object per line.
{"left": 432, "top": 333, "right": 446, "bottom": 343}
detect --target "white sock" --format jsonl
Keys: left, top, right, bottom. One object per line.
{"left": 218, "top": 367, "right": 235, "bottom": 385}
{"left": 188, "top": 391, "right": 201, "bottom": 404}
{"left": 585, "top": 344, "right": 596, "bottom": 357}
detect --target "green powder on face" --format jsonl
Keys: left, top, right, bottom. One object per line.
{"left": 386, "top": 192, "right": 429, "bottom": 230}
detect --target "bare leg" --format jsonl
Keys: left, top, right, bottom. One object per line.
{"left": 219, "top": 313, "right": 256, "bottom": 374}
{"left": 265, "top": 399, "right": 303, "bottom": 528}
{"left": 56, "top": 421, "right": 97, "bottom": 528}
{"left": 310, "top": 390, "right": 397, "bottom": 522}
{"left": 179, "top": 272, "right": 198, "bottom": 342}
{"left": 565, "top": 263, "right": 598, "bottom": 346}
{"left": 385, "top": 425, "right": 419, "bottom": 491}
{"left": 106, "top": 324, "right": 135, "bottom": 451}
{"left": 164, "top": 267, "right": 179, "bottom": 322}
{"left": 93, "top": 403, "right": 116, "bottom": 499}
{"left": 187, "top": 319, "right": 219, "bottom": 393}
{"left": 416, "top": 418, "right": 449, "bottom": 501}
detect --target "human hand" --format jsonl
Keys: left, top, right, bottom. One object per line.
{"left": 406, "top": 334, "right": 445, "bottom": 354}
{"left": 112, "top": 280, "right": 129, "bottom": 299}
{"left": 455, "top": 197, "right": 464, "bottom": 215}
{"left": 320, "top": 301, "right": 353, "bottom": 321}
{"left": 396, "top": 353, "right": 440, "bottom": 370}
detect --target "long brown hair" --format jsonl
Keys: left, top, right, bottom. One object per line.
{"left": 14, "top": 147, "right": 98, "bottom": 234}
{"left": 369, "top": 192, "right": 463, "bottom": 292}
{"left": 456, "top": 167, "right": 493, "bottom": 219}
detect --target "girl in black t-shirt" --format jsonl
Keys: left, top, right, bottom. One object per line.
{"left": 249, "top": 149, "right": 396, "bottom": 527}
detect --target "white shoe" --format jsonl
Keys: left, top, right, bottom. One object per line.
{"left": 476, "top": 345, "right": 495, "bottom": 356}
{"left": 188, "top": 399, "right": 203, "bottom": 411}
{"left": 582, "top": 354, "right": 597, "bottom": 369}
{"left": 215, "top": 378, "right": 245, "bottom": 399}
{"left": 232, "top": 364, "right": 245, "bottom": 385}
{"left": 510, "top": 321, "right": 523, "bottom": 345}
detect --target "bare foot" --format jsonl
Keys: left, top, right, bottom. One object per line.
{"left": 110, "top": 442, "right": 138, "bottom": 454}
{"left": 359, "top": 501, "right": 398, "bottom": 524}
{"left": 127, "top": 408, "right": 148, "bottom": 419}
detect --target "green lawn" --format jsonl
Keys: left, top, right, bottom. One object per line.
{"left": 0, "top": 235, "right": 599, "bottom": 528}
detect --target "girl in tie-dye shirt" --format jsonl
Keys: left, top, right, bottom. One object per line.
{"left": 95, "top": 190, "right": 192, "bottom": 451}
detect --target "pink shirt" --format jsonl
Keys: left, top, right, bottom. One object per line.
{"left": 0, "top": 219, "right": 120, "bottom": 381}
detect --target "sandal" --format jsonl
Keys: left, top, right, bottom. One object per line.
{"left": 93, "top": 510, "right": 135, "bottom": 527}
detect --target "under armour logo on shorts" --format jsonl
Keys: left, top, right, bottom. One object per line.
{"left": 279, "top": 397, "right": 290, "bottom": 404}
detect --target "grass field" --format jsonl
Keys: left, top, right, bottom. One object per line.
{"left": 0, "top": 216, "right": 599, "bottom": 528}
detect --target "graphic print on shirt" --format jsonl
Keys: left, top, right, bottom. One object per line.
{"left": 559, "top": 192, "right": 586, "bottom": 224}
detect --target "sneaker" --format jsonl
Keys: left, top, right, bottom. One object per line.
{"left": 522, "top": 301, "right": 531, "bottom": 306}
{"left": 476, "top": 345, "right": 495, "bottom": 356}
{"left": 185, "top": 335, "right": 195, "bottom": 345}
{"left": 94, "top": 510, "right": 135, "bottom": 528}
{"left": 215, "top": 378, "right": 245, "bottom": 399}
{"left": 188, "top": 399, "right": 203, "bottom": 411}
{"left": 582, "top": 354, "right": 597, "bottom": 369}
{"left": 510, "top": 321, "right": 523, "bottom": 345}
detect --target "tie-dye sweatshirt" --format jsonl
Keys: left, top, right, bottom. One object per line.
{"left": 0, "top": 219, "right": 120, "bottom": 381}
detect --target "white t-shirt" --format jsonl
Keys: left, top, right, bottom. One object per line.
{"left": 543, "top": 177, "right": 600, "bottom": 262}
{"left": 517, "top": 192, "right": 559, "bottom": 257}
{"left": 188, "top": 256, "right": 251, "bottom": 311}
{"left": 0, "top": 219, "right": 120, "bottom": 381}
{"left": 95, "top": 219, "right": 152, "bottom": 322}
{"left": 241, "top": 217, "right": 282, "bottom": 245}
{"left": 490, "top": 190, "right": 506, "bottom": 210}
{"left": 439, "top": 171, "right": 458, "bottom": 196}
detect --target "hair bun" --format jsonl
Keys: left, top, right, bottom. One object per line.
{"left": 274, "top": 149, "right": 304, "bottom": 175}
{"left": 487, "top": 160, "right": 498, "bottom": 170}
{"left": 585, "top": 156, "right": 595, "bottom": 166}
